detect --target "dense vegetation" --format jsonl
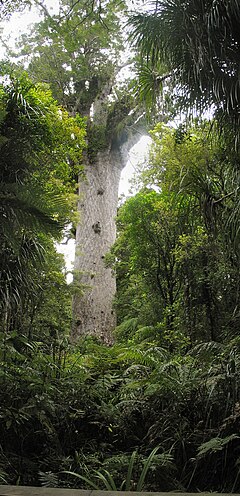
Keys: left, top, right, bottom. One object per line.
{"left": 1, "top": 0, "right": 240, "bottom": 493}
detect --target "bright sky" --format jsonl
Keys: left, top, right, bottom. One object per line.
{"left": 0, "top": 1, "right": 58, "bottom": 54}
{"left": 119, "top": 136, "right": 151, "bottom": 195}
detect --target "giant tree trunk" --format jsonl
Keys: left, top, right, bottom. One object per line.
{"left": 72, "top": 145, "right": 124, "bottom": 343}
{"left": 71, "top": 74, "right": 143, "bottom": 343}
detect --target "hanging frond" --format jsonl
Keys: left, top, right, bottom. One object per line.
{"left": 129, "top": 0, "right": 240, "bottom": 135}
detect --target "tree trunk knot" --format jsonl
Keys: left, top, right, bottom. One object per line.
{"left": 92, "top": 221, "right": 101, "bottom": 234}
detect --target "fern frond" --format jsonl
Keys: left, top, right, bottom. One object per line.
{"left": 39, "top": 471, "right": 59, "bottom": 488}
{"left": 197, "top": 434, "right": 240, "bottom": 459}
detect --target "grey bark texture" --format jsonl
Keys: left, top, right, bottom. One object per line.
{"left": 71, "top": 73, "right": 144, "bottom": 343}
{"left": 72, "top": 145, "right": 124, "bottom": 344}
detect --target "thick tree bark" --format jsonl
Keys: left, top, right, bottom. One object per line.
{"left": 72, "top": 146, "right": 124, "bottom": 344}
{"left": 71, "top": 70, "right": 144, "bottom": 343}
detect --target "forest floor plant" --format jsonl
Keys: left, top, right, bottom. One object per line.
{"left": 1, "top": 335, "right": 240, "bottom": 491}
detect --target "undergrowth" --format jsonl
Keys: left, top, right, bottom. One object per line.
{"left": 1, "top": 334, "right": 240, "bottom": 491}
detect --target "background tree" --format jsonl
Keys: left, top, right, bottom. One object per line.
{"left": 0, "top": 72, "right": 85, "bottom": 335}
{"left": 112, "top": 191, "right": 187, "bottom": 335}
{"left": 111, "top": 122, "right": 240, "bottom": 345}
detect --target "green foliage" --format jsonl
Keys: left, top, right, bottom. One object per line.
{"left": 0, "top": 72, "right": 85, "bottom": 334}
{"left": 7, "top": 0, "right": 141, "bottom": 158}
{"left": 111, "top": 122, "right": 240, "bottom": 347}
{"left": 114, "top": 318, "right": 139, "bottom": 342}
{"left": 64, "top": 445, "right": 173, "bottom": 491}
{"left": 112, "top": 187, "right": 204, "bottom": 345}
{"left": 197, "top": 435, "right": 240, "bottom": 459}
{"left": 129, "top": 0, "right": 240, "bottom": 138}
{"left": 16, "top": 0, "right": 125, "bottom": 110}
{"left": 0, "top": 0, "right": 30, "bottom": 19}
{"left": 1, "top": 336, "right": 240, "bottom": 491}
{"left": 87, "top": 123, "right": 108, "bottom": 163}
{"left": 0, "top": 73, "right": 85, "bottom": 225}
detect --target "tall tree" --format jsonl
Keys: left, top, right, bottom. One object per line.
{"left": 16, "top": 0, "right": 142, "bottom": 342}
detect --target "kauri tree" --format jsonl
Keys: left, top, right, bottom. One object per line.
{"left": 15, "top": 0, "right": 142, "bottom": 342}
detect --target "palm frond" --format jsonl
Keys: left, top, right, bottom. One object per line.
{"left": 129, "top": 0, "right": 240, "bottom": 134}
{"left": 0, "top": 183, "right": 66, "bottom": 250}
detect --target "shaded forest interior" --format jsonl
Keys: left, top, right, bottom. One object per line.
{"left": 1, "top": 0, "right": 240, "bottom": 492}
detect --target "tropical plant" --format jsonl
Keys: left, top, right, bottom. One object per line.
{"left": 129, "top": 0, "right": 240, "bottom": 136}
{"left": 0, "top": 72, "right": 85, "bottom": 333}
{"left": 1, "top": 329, "right": 240, "bottom": 491}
